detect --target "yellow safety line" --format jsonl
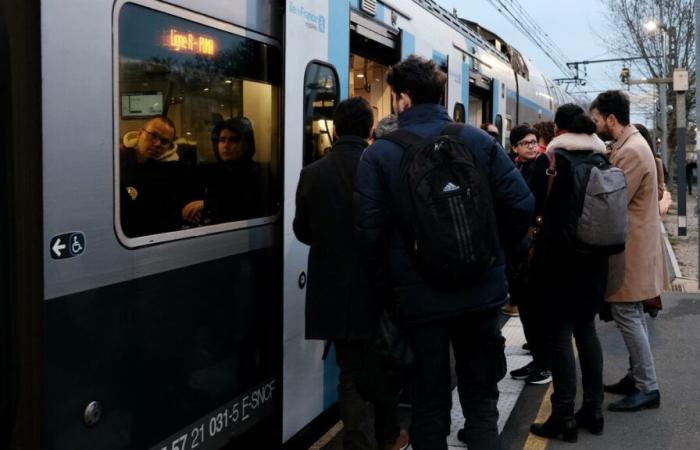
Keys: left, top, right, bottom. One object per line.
{"left": 309, "top": 421, "right": 343, "bottom": 449}
{"left": 523, "top": 384, "right": 552, "bottom": 450}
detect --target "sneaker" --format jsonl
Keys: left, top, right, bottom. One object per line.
{"left": 502, "top": 303, "right": 520, "bottom": 317}
{"left": 510, "top": 361, "right": 536, "bottom": 380}
{"left": 526, "top": 368, "right": 553, "bottom": 385}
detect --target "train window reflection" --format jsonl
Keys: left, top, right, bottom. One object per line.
{"left": 117, "top": 3, "right": 281, "bottom": 239}
{"left": 303, "top": 62, "right": 340, "bottom": 166}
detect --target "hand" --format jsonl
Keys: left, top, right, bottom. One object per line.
{"left": 182, "top": 200, "right": 204, "bottom": 224}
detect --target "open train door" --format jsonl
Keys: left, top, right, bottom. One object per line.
{"left": 282, "top": 0, "right": 350, "bottom": 443}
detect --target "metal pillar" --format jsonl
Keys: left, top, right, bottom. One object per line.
{"left": 695, "top": 0, "right": 700, "bottom": 289}
{"left": 660, "top": 85, "right": 669, "bottom": 166}
{"left": 677, "top": 89, "right": 687, "bottom": 236}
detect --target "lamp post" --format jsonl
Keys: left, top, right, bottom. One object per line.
{"left": 644, "top": 20, "right": 670, "bottom": 167}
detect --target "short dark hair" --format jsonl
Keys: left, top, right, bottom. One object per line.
{"left": 510, "top": 124, "right": 538, "bottom": 146}
{"left": 555, "top": 103, "right": 596, "bottom": 134}
{"left": 386, "top": 55, "right": 447, "bottom": 105}
{"left": 590, "top": 90, "right": 630, "bottom": 126}
{"left": 533, "top": 121, "right": 555, "bottom": 145}
{"left": 333, "top": 97, "right": 373, "bottom": 138}
{"left": 147, "top": 115, "right": 176, "bottom": 137}
{"left": 211, "top": 117, "right": 256, "bottom": 160}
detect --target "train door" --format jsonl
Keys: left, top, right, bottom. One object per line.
{"left": 283, "top": 0, "right": 347, "bottom": 442}
{"left": 349, "top": 10, "right": 399, "bottom": 128}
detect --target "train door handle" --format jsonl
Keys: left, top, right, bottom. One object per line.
{"left": 298, "top": 271, "right": 307, "bottom": 289}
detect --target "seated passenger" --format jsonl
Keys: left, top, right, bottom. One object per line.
{"left": 120, "top": 115, "right": 189, "bottom": 237}
{"left": 182, "top": 118, "right": 267, "bottom": 226}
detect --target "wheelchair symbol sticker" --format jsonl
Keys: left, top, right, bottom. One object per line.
{"left": 50, "top": 232, "right": 85, "bottom": 259}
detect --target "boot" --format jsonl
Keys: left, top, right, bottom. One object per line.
{"left": 530, "top": 415, "right": 578, "bottom": 443}
{"left": 574, "top": 408, "right": 604, "bottom": 435}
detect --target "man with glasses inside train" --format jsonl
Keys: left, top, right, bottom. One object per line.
{"left": 354, "top": 55, "right": 533, "bottom": 450}
{"left": 120, "top": 115, "right": 189, "bottom": 237}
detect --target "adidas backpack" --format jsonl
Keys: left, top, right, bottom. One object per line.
{"left": 543, "top": 149, "right": 627, "bottom": 255}
{"left": 382, "top": 123, "right": 500, "bottom": 290}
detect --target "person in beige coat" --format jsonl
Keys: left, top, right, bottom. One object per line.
{"left": 590, "top": 91, "right": 663, "bottom": 413}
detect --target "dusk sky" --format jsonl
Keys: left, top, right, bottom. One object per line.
{"left": 439, "top": 0, "right": 656, "bottom": 123}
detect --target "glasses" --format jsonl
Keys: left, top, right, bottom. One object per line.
{"left": 219, "top": 135, "right": 242, "bottom": 144}
{"left": 141, "top": 128, "right": 174, "bottom": 149}
{"left": 517, "top": 139, "right": 538, "bottom": 148}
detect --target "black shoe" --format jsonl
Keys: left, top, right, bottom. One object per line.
{"left": 604, "top": 375, "right": 636, "bottom": 395}
{"left": 525, "top": 368, "right": 552, "bottom": 385}
{"left": 522, "top": 342, "right": 531, "bottom": 351}
{"left": 510, "top": 361, "right": 536, "bottom": 380}
{"left": 456, "top": 428, "right": 466, "bottom": 443}
{"left": 608, "top": 390, "right": 660, "bottom": 412}
{"left": 574, "top": 408, "right": 604, "bottom": 435}
{"left": 530, "top": 416, "right": 578, "bottom": 443}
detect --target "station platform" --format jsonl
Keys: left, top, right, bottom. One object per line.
{"left": 315, "top": 291, "right": 700, "bottom": 449}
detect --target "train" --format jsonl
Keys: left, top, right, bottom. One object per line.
{"left": 1, "top": 0, "right": 572, "bottom": 449}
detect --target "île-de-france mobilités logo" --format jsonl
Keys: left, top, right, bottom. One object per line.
{"left": 289, "top": 1, "right": 326, "bottom": 33}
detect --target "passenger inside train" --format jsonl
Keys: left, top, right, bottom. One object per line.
{"left": 119, "top": 115, "right": 191, "bottom": 237}
{"left": 182, "top": 118, "right": 270, "bottom": 226}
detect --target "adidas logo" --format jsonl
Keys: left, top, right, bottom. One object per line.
{"left": 442, "top": 182, "right": 460, "bottom": 192}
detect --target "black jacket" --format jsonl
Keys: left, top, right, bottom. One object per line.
{"left": 120, "top": 148, "right": 189, "bottom": 237}
{"left": 528, "top": 135, "right": 609, "bottom": 319}
{"left": 293, "top": 135, "right": 381, "bottom": 340}
{"left": 354, "top": 104, "right": 534, "bottom": 324}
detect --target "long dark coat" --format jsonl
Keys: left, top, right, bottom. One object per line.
{"left": 528, "top": 133, "right": 609, "bottom": 319}
{"left": 293, "top": 135, "right": 380, "bottom": 340}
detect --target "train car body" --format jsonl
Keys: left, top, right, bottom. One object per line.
{"left": 1, "top": 1, "right": 571, "bottom": 449}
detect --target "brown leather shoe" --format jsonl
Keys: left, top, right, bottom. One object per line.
{"left": 390, "top": 430, "right": 409, "bottom": 450}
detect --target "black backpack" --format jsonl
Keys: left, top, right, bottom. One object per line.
{"left": 541, "top": 149, "right": 627, "bottom": 255}
{"left": 382, "top": 123, "right": 500, "bottom": 290}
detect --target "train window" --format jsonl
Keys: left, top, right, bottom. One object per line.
{"left": 453, "top": 103, "right": 466, "bottom": 123}
{"left": 303, "top": 62, "right": 340, "bottom": 166}
{"left": 116, "top": 3, "right": 281, "bottom": 242}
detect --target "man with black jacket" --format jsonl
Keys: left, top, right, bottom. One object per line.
{"left": 354, "top": 55, "right": 534, "bottom": 450}
{"left": 293, "top": 97, "right": 406, "bottom": 450}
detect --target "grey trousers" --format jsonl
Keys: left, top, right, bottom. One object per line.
{"left": 610, "top": 303, "right": 659, "bottom": 392}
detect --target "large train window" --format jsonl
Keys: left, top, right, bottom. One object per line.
{"left": 303, "top": 62, "right": 340, "bottom": 166}
{"left": 115, "top": 3, "right": 281, "bottom": 244}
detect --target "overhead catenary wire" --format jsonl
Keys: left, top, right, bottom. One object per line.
{"left": 485, "top": 0, "right": 574, "bottom": 78}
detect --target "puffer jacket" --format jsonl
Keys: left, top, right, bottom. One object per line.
{"left": 353, "top": 103, "right": 534, "bottom": 324}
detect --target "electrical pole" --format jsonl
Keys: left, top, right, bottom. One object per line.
{"left": 695, "top": 0, "right": 700, "bottom": 289}
{"left": 675, "top": 68, "right": 688, "bottom": 237}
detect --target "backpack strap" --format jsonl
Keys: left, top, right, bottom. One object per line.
{"left": 380, "top": 129, "right": 424, "bottom": 150}
{"left": 544, "top": 150, "right": 557, "bottom": 198}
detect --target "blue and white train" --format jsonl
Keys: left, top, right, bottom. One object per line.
{"left": 1, "top": 0, "right": 571, "bottom": 449}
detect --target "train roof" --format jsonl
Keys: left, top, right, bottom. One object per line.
{"left": 408, "top": 0, "right": 511, "bottom": 63}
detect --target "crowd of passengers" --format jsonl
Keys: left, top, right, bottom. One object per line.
{"left": 119, "top": 115, "right": 272, "bottom": 237}
{"left": 293, "top": 55, "right": 670, "bottom": 450}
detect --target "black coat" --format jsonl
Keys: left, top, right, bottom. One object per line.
{"left": 527, "top": 143, "right": 608, "bottom": 319}
{"left": 198, "top": 160, "right": 272, "bottom": 225}
{"left": 120, "top": 148, "right": 189, "bottom": 237}
{"left": 293, "top": 135, "right": 381, "bottom": 340}
{"left": 354, "top": 104, "right": 534, "bottom": 324}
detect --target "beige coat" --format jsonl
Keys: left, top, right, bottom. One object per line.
{"left": 606, "top": 126, "right": 665, "bottom": 302}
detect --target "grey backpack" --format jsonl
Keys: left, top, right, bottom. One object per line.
{"left": 544, "top": 149, "right": 627, "bottom": 255}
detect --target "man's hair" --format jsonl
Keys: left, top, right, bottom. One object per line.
{"left": 145, "top": 115, "right": 177, "bottom": 136}
{"left": 386, "top": 55, "right": 447, "bottom": 105}
{"left": 509, "top": 124, "right": 538, "bottom": 147}
{"left": 374, "top": 114, "right": 398, "bottom": 139}
{"left": 590, "top": 90, "right": 630, "bottom": 126}
{"left": 533, "top": 121, "right": 555, "bottom": 145}
{"left": 333, "top": 97, "right": 374, "bottom": 138}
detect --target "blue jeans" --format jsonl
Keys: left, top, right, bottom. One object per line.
{"left": 406, "top": 307, "right": 505, "bottom": 450}
{"left": 610, "top": 302, "right": 659, "bottom": 392}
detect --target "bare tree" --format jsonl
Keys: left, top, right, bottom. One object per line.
{"left": 600, "top": 0, "right": 696, "bottom": 184}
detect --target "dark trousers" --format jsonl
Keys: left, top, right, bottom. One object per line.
{"left": 334, "top": 340, "right": 400, "bottom": 450}
{"left": 406, "top": 307, "right": 505, "bottom": 450}
{"left": 519, "top": 298, "right": 551, "bottom": 370}
{"left": 548, "top": 317, "right": 604, "bottom": 417}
